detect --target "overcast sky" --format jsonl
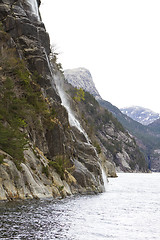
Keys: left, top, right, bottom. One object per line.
{"left": 40, "top": 0, "right": 160, "bottom": 113}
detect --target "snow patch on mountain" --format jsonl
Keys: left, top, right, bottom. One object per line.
{"left": 121, "top": 106, "right": 160, "bottom": 125}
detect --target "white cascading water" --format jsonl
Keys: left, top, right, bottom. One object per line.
{"left": 53, "top": 74, "right": 90, "bottom": 140}
{"left": 26, "top": 0, "right": 40, "bottom": 21}
{"left": 101, "top": 167, "right": 108, "bottom": 191}
{"left": 43, "top": 49, "right": 88, "bottom": 138}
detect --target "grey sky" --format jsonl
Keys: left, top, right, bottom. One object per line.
{"left": 40, "top": 0, "right": 160, "bottom": 113}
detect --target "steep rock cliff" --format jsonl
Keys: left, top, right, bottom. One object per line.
{"left": 66, "top": 85, "right": 147, "bottom": 173}
{"left": 65, "top": 69, "right": 147, "bottom": 172}
{"left": 0, "top": 0, "right": 106, "bottom": 200}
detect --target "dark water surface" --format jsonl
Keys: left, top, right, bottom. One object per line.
{"left": 0, "top": 173, "right": 160, "bottom": 240}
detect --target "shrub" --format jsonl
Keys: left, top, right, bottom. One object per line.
{"left": 73, "top": 88, "right": 85, "bottom": 102}
{"left": 49, "top": 158, "right": 65, "bottom": 180}
{"left": 0, "top": 122, "right": 27, "bottom": 161}
{"left": 42, "top": 165, "right": 49, "bottom": 177}
{"left": 0, "top": 155, "right": 4, "bottom": 164}
{"left": 0, "top": 22, "right": 4, "bottom": 31}
{"left": 129, "top": 161, "right": 136, "bottom": 170}
{"left": 93, "top": 141, "right": 101, "bottom": 154}
{"left": 49, "top": 155, "right": 71, "bottom": 180}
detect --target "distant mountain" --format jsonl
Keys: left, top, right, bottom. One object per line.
{"left": 121, "top": 106, "right": 160, "bottom": 125}
{"left": 64, "top": 68, "right": 102, "bottom": 100}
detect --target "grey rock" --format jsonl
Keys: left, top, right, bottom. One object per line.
{"left": 73, "top": 160, "right": 103, "bottom": 193}
{"left": 12, "top": 5, "right": 27, "bottom": 17}
{"left": 0, "top": 148, "right": 74, "bottom": 200}
{"left": 0, "top": 3, "right": 10, "bottom": 20}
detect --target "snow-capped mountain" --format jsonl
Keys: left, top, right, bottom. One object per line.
{"left": 64, "top": 68, "right": 102, "bottom": 100}
{"left": 121, "top": 106, "right": 160, "bottom": 125}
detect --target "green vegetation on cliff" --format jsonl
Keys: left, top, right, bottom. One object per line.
{"left": 0, "top": 31, "right": 56, "bottom": 166}
{"left": 73, "top": 88, "right": 85, "bottom": 102}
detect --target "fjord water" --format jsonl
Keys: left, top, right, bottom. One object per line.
{"left": 0, "top": 173, "right": 160, "bottom": 240}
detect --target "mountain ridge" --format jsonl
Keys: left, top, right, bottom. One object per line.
{"left": 121, "top": 106, "right": 160, "bottom": 125}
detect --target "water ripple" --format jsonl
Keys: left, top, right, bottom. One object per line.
{"left": 0, "top": 173, "right": 160, "bottom": 240}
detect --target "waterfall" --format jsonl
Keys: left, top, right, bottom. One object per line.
{"left": 92, "top": 147, "right": 108, "bottom": 191}
{"left": 26, "top": 0, "right": 40, "bottom": 21}
{"left": 101, "top": 167, "right": 108, "bottom": 191}
{"left": 43, "top": 49, "right": 108, "bottom": 191}
{"left": 53, "top": 74, "right": 90, "bottom": 141}
{"left": 43, "top": 49, "right": 89, "bottom": 140}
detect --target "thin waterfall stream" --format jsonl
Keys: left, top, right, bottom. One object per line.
{"left": 46, "top": 53, "right": 108, "bottom": 189}
{"left": 101, "top": 167, "right": 108, "bottom": 191}
{"left": 26, "top": 0, "right": 40, "bottom": 21}
{"left": 44, "top": 49, "right": 91, "bottom": 142}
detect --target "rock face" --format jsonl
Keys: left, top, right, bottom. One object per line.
{"left": 147, "top": 119, "right": 160, "bottom": 171}
{"left": 64, "top": 68, "right": 160, "bottom": 174}
{"left": 67, "top": 88, "right": 147, "bottom": 173}
{"left": 0, "top": 0, "right": 106, "bottom": 200}
{"left": 150, "top": 149, "right": 160, "bottom": 172}
{"left": 121, "top": 106, "right": 160, "bottom": 125}
{"left": 99, "top": 99, "right": 160, "bottom": 172}
{"left": 64, "top": 68, "right": 102, "bottom": 100}
{"left": 64, "top": 67, "right": 148, "bottom": 172}
{"left": 0, "top": 148, "right": 73, "bottom": 201}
